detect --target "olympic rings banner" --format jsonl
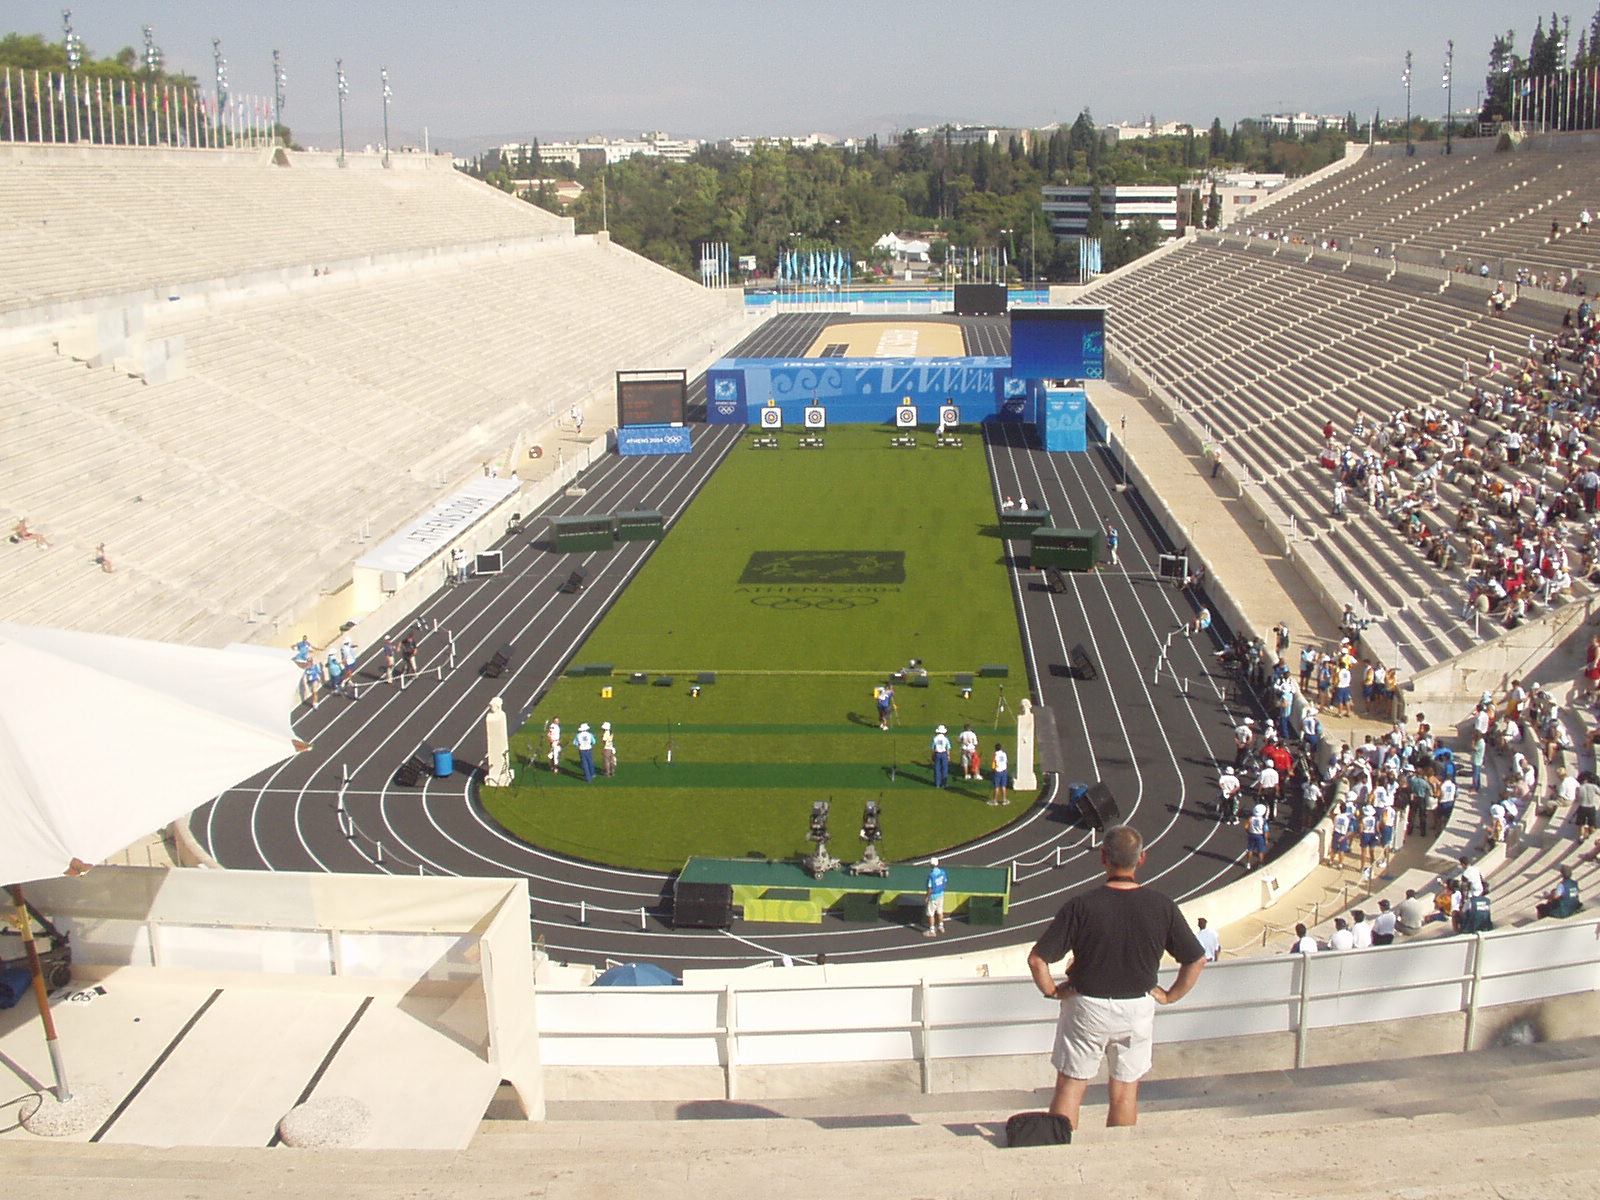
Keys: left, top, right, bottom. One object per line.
{"left": 617, "top": 424, "right": 692, "bottom": 456}
{"left": 705, "top": 356, "right": 1022, "bottom": 426}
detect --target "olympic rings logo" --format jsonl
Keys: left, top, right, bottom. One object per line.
{"left": 750, "top": 594, "right": 880, "bottom": 610}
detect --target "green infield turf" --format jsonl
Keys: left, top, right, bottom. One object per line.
{"left": 482, "top": 424, "right": 1032, "bottom": 871}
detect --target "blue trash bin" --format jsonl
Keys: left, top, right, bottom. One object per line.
{"left": 433, "top": 748, "right": 454, "bottom": 778}
{"left": 0, "top": 966, "right": 33, "bottom": 1009}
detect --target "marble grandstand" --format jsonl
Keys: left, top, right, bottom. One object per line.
{"left": 0, "top": 146, "right": 744, "bottom": 646}
{"left": 1081, "top": 135, "right": 1600, "bottom": 679}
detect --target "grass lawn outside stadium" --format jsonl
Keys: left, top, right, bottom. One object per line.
{"left": 482, "top": 424, "right": 1032, "bottom": 872}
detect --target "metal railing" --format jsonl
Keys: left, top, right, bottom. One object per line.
{"left": 533, "top": 919, "right": 1600, "bottom": 1099}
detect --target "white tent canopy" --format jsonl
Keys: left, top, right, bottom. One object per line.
{"left": 0, "top": 623, "right": 306, "bottom": 885}
{"left": 873, "top": 232, "right": 931, "bottom": 262}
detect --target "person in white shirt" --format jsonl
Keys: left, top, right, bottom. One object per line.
{"left": 1327, "top": 918, "right": 1355, "bottom": 951}
{"left": 1395, "top": 888, "right": 1429, "bottom": 933}
{"left": 1372, "top": 899, "right": 1398, "bottom": 945}
{"left": 988, "top": 744, "right": 1010, "bottom": 807}
{"left": 1329, "top": 802, "right": 1353, "bottom": 869}
{"left": 1218, "top": 767, "right": 1242, "bottom": 824}
{"left": 1293, "top": 923, "right": 1319, "bottom": 954}
{"left": 959, "top": 723, "right": 980, "bottom": 780}
{"left": 546, "top": 717, "right": 562, "bottom": 773}
{"left": 1457, "top": 857, "right": 1485, "bottom": 896}
{"left": 1348, "top": 910, "right": 1374, "bottom": 949}
{"left": 1195, "top": 917, "right": 1221, "bottom": 962}
{"left": 1256, "top": 762, "right": 1280, "bottom": 819}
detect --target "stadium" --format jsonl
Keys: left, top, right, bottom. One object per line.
{"left": 2, "top": 45, "right": 1600, "bottom": 1198}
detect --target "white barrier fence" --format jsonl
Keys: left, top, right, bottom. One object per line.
{"left": 535, "top": 920, "right": 1600, "bottom": 1098}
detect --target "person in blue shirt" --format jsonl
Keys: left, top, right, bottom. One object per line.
{"left": 930, "top": 724, "right": 951, "bottom": 788}
{"left": 574, "top": 723, "right": 597, "bottom": 782}
{"left": 292, "top": 634, "right": 313, "bottom": 666}
{"left": 877, "top": 683, "right": 895, "bottom": 731}
{"left": 1105, "top": 524, "right": 1119, "bottom": 567}
{"left": 924, "top": 857, "right": 948, "bottom": 937}
{"left": 301, "top": 660, "right": 323, "bottom": 709}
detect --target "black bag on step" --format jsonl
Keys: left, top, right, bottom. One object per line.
{"left": 1004, "top": 1111, "right": 1072, "bottom": 1147}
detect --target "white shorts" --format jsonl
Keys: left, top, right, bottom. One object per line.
{"left": 1051, "top": 992, "right": 1157, "bottom": 1083}
{"left": 925, "top": 895, "right": 945, "bottom": 918}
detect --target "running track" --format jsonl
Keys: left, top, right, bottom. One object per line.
{"left": 195, "top": 315, "right": 1268, "bottom": 972}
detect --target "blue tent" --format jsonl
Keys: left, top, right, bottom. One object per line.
{"left": 593, "top": 962, "right": 680, "bottom": 987}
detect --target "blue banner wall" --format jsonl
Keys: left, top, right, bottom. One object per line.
{"left": 1041, "top": 386, "right": 1088, "bottom": 452}
{"left": 704, "top": 356, "right": 1022, "bottom": 425}
{"left": 617, "top": 425, "right": 692, "bottom": 456}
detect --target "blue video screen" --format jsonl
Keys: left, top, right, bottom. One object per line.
{"left": 1009, "top": 308, "right": 1105, "bottom": 380}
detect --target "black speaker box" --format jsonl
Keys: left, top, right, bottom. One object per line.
{"left": 1082, "top": 782, "right": 1122, "bottom": 832}
{"left": 560, "top": 569, "right": 587, "bottom": 594}
{"left": 395, "top": 754, "right": 429, "bottom": 786}
{"left": 1070, "top": 644, "right": 1097, "bottom": 680}
{"left": 673, "top": 881, "right": 734, "bottom": 929}
{"left": 483, "top": 644, "right": 514, "bottom": 679}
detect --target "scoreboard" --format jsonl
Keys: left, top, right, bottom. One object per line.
{"left": 616, "top": 369, "right": 688, "bottom": 428}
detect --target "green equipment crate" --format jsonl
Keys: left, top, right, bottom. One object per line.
{"left": 967, "top": 895, "right": 1005, "bottom": 927}
{"left": 1031, "top": 527, "right": 1102, "bottom": 572}
{"left": 550, "top": 514, "right": 615, "bottom": 553}
{"left": 999, "top": 508, "right": 1051, "bottom": 538}
{"left": 837, "top": 891, "right": 881, "bottom": 922}
{"left": 614, "top": 509, "right": 666, "bottom": 542}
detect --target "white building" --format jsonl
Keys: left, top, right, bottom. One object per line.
{"left": 491, "top": 131, "right": 703, "bottom": 172}
{"left": 1258, "top": 112, "right": 1345, "bottom": 136}
{"left": 1040, "top": 184, "right": 1182, "bottom": 238}
{"left": 1100, "top": 120, "right": 1192, "bottom": 145}
{"left": 719, "top": 133, "right": 863, "bottom": 155}
{"left": 907, "top": 124, "right": 1032, "bottom": 150}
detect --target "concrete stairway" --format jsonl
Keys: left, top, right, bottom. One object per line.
{"left": 7, "top": 1035, "right": 1600, "bottom": 1198}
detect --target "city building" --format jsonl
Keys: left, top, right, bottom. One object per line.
{"left": 906, "top": 123, "right": 1033, "bottom": 151}
{"left": 1040, "top": 183, "right": 1182, "bottom": 238}
{"left": 1100, "top": 119, "right": 1193, "bottom": 145}
{"left": 1209, "top": 171, "right": 1288, "bottom": 227}
{"left": 1258, "top": 112, "right": 1345, "bottom": 136}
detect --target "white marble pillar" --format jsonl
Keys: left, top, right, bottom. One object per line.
{"left": 485, "top": 695, "right": 512, "bottom": 786}
{"left": 1015, "top": 697, "right": 1038, "bottom": 791}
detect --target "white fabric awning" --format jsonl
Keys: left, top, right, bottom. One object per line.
{"left": 0, "top": 623, "right": 306, "bottom": 885}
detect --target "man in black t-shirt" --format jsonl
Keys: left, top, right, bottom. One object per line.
{"left": 1027, "top": 825, "right": 1206, "bottom": 1130}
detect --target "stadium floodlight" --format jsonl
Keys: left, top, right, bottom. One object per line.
{"left": 1442, "top": 41, "right": 1453, "bottom": 155}
{"left": 381, "top": 67, "right": 391, "bottom": 168}
{"left": 61, "top": 10, "right": 81, "bottom": 142}
{"left": 336, "top": 58, "right": 348, "bottom": 167}
{"left": 141, "top": 25, "right": 161, "bottom": 79}
{"left": 273, "top": 49, "right": 286, "bottom": 139}
{"left": 1402, "top": 50, "right": 1413, "bottom": 157}
{"left": 213, "top": 38, "right": 228, "bottom": 117}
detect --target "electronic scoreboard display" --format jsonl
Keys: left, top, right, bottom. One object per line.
{"left": 1009, "top": 307, "right": 1106, "bottom": 380}
{"left": 616, "top": 369, "right": 688, "bottom": 428}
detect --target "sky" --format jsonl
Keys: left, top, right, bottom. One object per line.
{"left": 8, "top": 2, "right": 1588, "bottom": 152}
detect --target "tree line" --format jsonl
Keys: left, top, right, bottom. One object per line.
{"left": 467, "top": 114, "right": 1349, "bottom": 282}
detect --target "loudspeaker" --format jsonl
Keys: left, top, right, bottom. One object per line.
{"left": 1045, "top": 567, "right": 1068, "bottom": 593}
{"left": 395, "top": 754, "right": 429, "bottom": 786}
{"left": 673, "top": 881, "right": 734, "bottom": 929}
{"left": 1159, "top": 553, "right": 1189, "bottom": 581}
{"left": 560, "top": 568, "right": 587, "bottom": 594}
{"left": 1070, "top": 644, "right": 1097, "bottom": 681}
{"left": 1081, "top": 782, "right": 1122, "bottom": 833}
{"left": 482, "top": 644, "right": 514, "bottom": 679}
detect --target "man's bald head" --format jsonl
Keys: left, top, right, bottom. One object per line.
{"left": 1103, "top": 825, "right": 1144, "bottom": 872}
